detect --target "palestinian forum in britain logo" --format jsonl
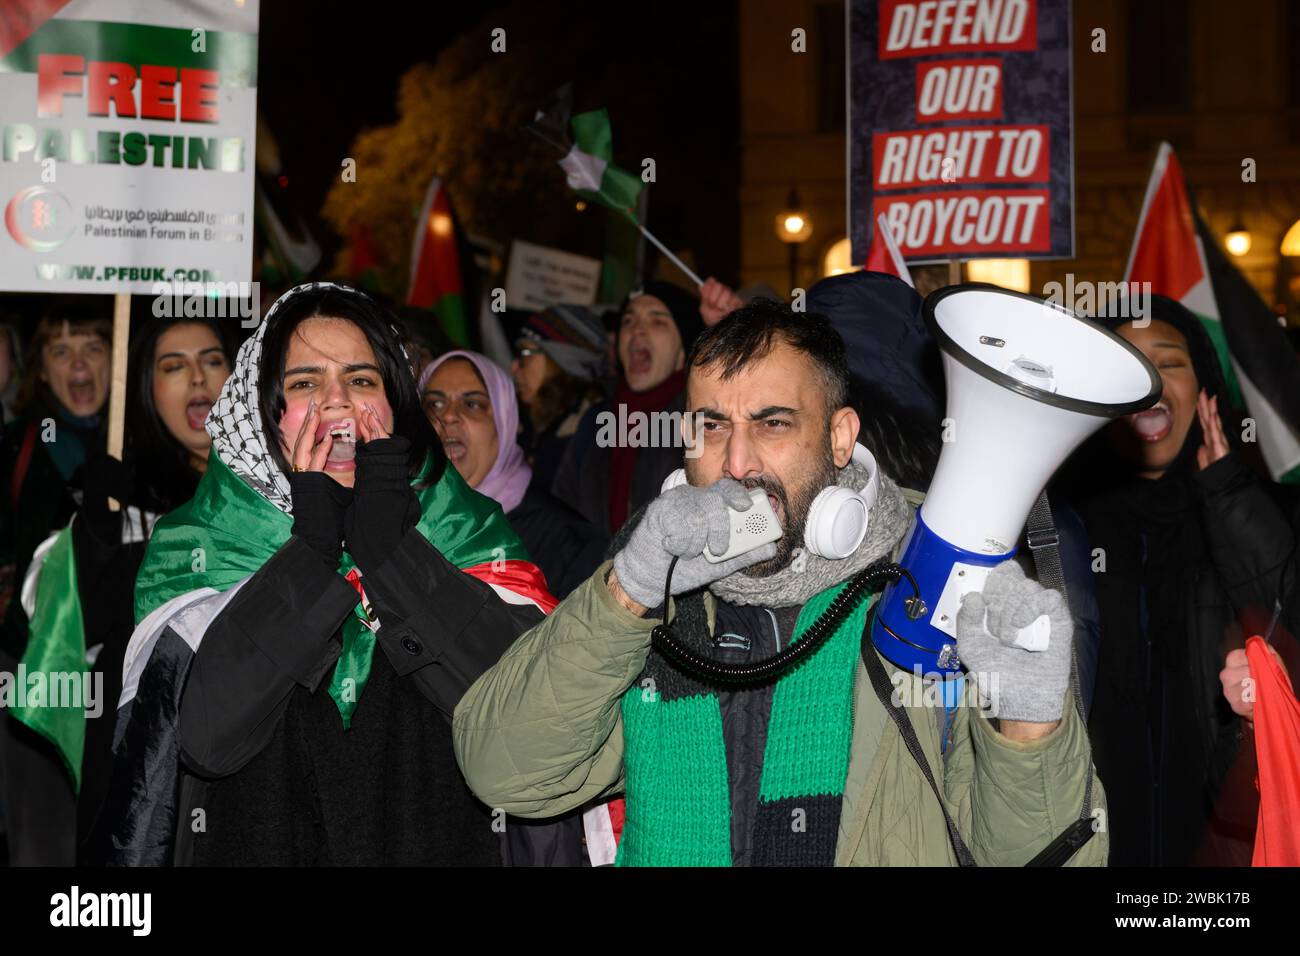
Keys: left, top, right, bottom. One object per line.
{"left": 6, "top": 185, "right": 76, "bottom": 251}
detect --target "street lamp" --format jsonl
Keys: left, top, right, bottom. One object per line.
{"left": 1225, "top": 219, "right": 1251, "bottom": 257}
{"left": 775, "top": 188, "right": 813, "bottom": 292}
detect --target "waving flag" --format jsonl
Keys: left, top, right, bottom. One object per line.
{"left": 865, "top": 212, "right": 914, "bottom": 288}
{"left": 1125, "top": 143, "right": 1300, "bottom": 482}
{"left": 407, "top": 176, "right": 469, "bottom": 347}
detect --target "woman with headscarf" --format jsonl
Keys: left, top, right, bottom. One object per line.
{"left": 103, "top": 284, "right": 554, "bottom": 866}
{"left": 552, "top": 281, "right": 704, "bottom": 536}
{"left": 420, "top": 350, "right": 608, "bottom": 600}
{"left": 1062, "top": 294, "right": 1300, "bottom": 866}
{"left": 4, "top": 314, "right": 232, "bottom": 865}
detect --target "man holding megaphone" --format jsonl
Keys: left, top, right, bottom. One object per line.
{"left": 453, "top": 296, "right": 1108, "bottom": 867}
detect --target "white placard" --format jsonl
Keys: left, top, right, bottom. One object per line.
{"left": 504, "top": 239, "right": 601, "bottom": 312}
{"left": 0, "top": 0, "right": 259, "bottom": 293}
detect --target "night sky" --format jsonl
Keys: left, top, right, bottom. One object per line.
{"left": 256, "top": 0, "right": 740, "bottom": 283}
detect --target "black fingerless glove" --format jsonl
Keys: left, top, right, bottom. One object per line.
{"left": 289, "top": 471, "right": 354, "bottom": 569}
{"left": 344, "top": 436, "right": 421, "bottom": 573}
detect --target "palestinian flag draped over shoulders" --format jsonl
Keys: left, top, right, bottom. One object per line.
{"left": 1125, "top": 142, "right": 1300, "bottom": 482}
{"left": 134, "top": 447, "right": 556, "bottom": 720}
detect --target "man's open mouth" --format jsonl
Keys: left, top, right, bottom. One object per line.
{"left": 627, "top": 344, "right": 652, "bottom": 375}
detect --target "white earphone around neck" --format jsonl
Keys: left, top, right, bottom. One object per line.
{"left": 659, "top": 442, "right": 882, "bottom": 560}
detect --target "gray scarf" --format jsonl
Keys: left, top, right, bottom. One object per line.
{"left": 706, "top": 456, "right": 913, "bottom": 608}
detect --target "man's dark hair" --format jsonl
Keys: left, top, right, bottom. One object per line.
{"left": 687, "top": 297, "right": 850, "bottom": 416}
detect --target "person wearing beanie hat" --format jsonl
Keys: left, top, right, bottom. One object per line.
{"left": 512, "top": 306, "right": 608, "bottom": 495}
{"left": 552, "top": 281, "right": 704, "bottom": 535}
{"left": 1060, "top": 294, "right": 1300, "bottom": 866}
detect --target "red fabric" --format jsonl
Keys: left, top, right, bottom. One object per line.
{"left": 407, "top": 180, "right": 463, "bottom": 308}
{"left": 460, "top": 558, "right": 558, "bottom": 614}
{"left": 607, "top": 371, "right": 686, "bottom": 532}
{"left": 1125, "top": 146, "right": 1204, "bottom": 299}
{"left": 0, "top": 0, "right": 70, "bottom": 58}
{"left": 865, "top": 231, "right": 896, "bottom": 276}
{"left": 607, "top": 797, "right": 626, "bottom": 843}
{"left": 1246, "top": 635, "right": 1300, "bottom": 866}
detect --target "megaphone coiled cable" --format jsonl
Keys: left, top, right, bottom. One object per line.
{"left": 649, "top": 556, "right": 922, "bottom": 687}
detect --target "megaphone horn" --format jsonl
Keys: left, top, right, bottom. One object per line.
{"left": 870, "top": 285, "right": 1161, "bottom": 680}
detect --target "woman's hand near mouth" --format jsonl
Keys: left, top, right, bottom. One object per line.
{"left": 1195, "top": 389, "right": 1229, "bottom": 470}
{"left": 291, "top": 398, "right": 334, "bottom": 472}
{"left": 357, "top": 402, "right": 390, "bottom": 443}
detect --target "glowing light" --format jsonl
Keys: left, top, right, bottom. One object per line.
{"left": 966, "top": 258, "right": 1031, "bottom": 293}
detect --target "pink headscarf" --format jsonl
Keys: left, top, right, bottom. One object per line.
{"left": 418, "top": 350, "right": 532, "bottom": 513}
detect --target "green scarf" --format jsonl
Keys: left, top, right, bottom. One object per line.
{"left": 616, "top": 581, "right": 871, "bottom": 866}
{"left": 134, "top": 447, "right": 533, "bottom": 727}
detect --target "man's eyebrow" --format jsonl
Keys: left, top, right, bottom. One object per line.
{"left": 284, "top": 365, "right": 323, "bottom": 376}
{"left": 342, "top": 363, "right": 381, "bottom": 373}
{"left": 749, "top": 405, "right": 797, "bottom": 420}
{"left": 1149, "top": 341, "right": 1188, "bottom": 351}
{"left": 691, "top": 405, "right": 799, "bottom": 421}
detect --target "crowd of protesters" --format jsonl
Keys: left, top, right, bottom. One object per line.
{"left": 0, "top": 264, "right": 1294, "bottom": 868}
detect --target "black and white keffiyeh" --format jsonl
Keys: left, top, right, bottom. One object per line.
{"left": 206, "top": 281, "right": 356, "bottom": 513}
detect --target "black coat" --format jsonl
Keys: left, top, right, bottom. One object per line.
{"left": 103, "top": 530, "right": 545, "bottom": 866}
{"left": 507, "top": 483, "right": 609, "bottom": 600}
{"left": 552, "top": 392, "right": 685, "bottom": 538}
{"left": 1082, "top": 454, "right": 1300, "bottom": 866}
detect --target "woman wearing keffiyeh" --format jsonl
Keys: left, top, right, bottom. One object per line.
{"left": 103, "top": 283, "right": 554, "bottom": 866}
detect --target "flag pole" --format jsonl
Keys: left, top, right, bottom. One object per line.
{"left": 106, "top": 291, "right": 130, "bottom": 512}
{"left": 624, "top": 212, "right": 703, "bottom": 287}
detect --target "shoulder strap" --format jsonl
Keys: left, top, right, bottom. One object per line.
{"left": 1025, "top": 491, "right": 1094, "bottom": 820}
{"left": 860, "top": 632, "right": 979, "bottom": 867}
{"left": 10, "top": 420, "right": 38, "bottom": 509}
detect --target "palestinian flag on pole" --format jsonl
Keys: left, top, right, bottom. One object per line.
{"left": 865, "top": 211, "right": 914, "bottom": 288}
{"left": 407, "top": 176, "right": 469, "bottom": 348}
{"left": 1125, "top": 142, "right": 1300, "bottom": 482}
{"left": 527, "top": 85, "right": 643, "bottom": 219}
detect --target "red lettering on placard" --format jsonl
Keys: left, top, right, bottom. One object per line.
{"left": 870, "top": 189, "right": 1051, "bottom": 256}
{"left": 86, "top": 61, "right": 137, "bottom": 118}
{"left": 36, "top": 53, "right": 83, "bottom": 117}
{"left": 880, "top": 0, "right": 1037, "bottom": 59}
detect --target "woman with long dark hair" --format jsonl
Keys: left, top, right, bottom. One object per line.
{"left": 3, "top": 314, "right": 231, "bottom": 865}
{"left": 106, "top": 283, "right": 554, "bottom": 865}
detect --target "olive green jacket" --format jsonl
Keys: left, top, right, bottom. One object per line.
{"left": 453, "top": 558, "right": 1107, "bottom": 866}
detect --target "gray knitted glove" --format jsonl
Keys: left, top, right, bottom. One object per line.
{"left": 955, "top": 560, "right": 1072, "bottom": 723}
{"left": 612, "top": 478, "right": 779, "bottom": 609}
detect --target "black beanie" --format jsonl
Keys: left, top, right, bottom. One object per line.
{"left": 622, "top": 280, "right": 704, "bottom": 355}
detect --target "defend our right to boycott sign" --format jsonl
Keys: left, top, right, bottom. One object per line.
{"left": 849, "top": 0, "right": 1073, "bottom": 263}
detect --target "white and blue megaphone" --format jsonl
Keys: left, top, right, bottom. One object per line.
{"left": 870, "top": 285, "right": 1161, "bottom": 680}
